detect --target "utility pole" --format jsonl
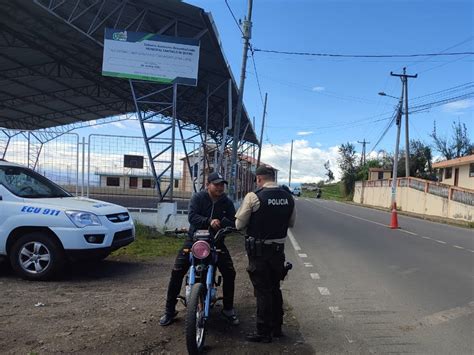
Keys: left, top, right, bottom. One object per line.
{"left": 358, "top": 139, "right": 370, "bottom": 166}
{"left": 288, "top": 139, "right": 294, "bottom": 187}
{"left": 390, "top": 67, "right": 417, "bottom": 177}
{"left": 230, "top": 0, "right": 253, "bottom": 201}
{"left": 390, "top": 91, "right": 404, "bottom": 229}
{"left": 256, "top": 93, "right": 267, "bottom": 168}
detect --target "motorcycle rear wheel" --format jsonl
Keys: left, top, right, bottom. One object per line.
{"left": 185, "top": 283, "right": 207, "bottom": 354}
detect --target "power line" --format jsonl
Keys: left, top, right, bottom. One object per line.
{"left": 224, "top": 1, "right": 265, "bottom": 115}
{"left": 402, "top": 36, "right": 474, "bottom": 72}
{"left": 224, "top": 0, "right": 244, "bottom": 37}
{"left": 253, "top": 48, "right": 474, "bottom": 58}
{"left": 410, "top": 92, "right": 474, "bottom": 113}
{"left": 411, "top": 82, "right": 473, "bottom": 101}
{"left": 249, "top": 45, "right": 265, "bottom": 106}
{"left": 370, "top": 108, "right": 398, "bottom": 153}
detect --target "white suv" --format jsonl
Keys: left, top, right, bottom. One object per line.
{"left": 0, "top": 160, "right": 135, "bottom": 280}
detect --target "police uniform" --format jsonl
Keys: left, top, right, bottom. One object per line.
{"left": 236, "top": 173, "right": 296, "bottom": 340}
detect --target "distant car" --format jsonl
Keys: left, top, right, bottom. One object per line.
{"left": 292, "top": 187, "right": 301, "bottom": 196}
{"left": 0, "top": 160, "right": 135, "bottom": 280}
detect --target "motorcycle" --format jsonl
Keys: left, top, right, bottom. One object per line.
{"left": 181, "top": 225, "right": 237, "bottom": 354}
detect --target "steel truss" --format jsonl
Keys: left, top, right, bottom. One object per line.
{"left": 25, "top": 0, "right": 258, "bottom": 201}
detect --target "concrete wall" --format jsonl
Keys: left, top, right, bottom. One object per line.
{"left": 130, "top": 202, "right": 189, "bottom": 231}
{"left": 354, "top": 178, "right": 474, "bottom": 222}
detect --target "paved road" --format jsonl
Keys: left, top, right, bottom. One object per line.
{"left": 283, "top": 198, "right": 473, "bottom": 354}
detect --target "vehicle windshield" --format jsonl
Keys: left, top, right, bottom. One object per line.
{"left": 0, "top": 166, "right": 72, "bottom": 198}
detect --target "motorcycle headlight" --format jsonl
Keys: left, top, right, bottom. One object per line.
{"left": 65, "top": 210, "right": 102, "bottom": 228}
{"left": 191, "top": 240, "right": 211, "bottom": 259}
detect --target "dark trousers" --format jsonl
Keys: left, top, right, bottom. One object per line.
{"left": 164, "top": 240, "right": 236, "bottom": 314}
{"left": 247, "top": 245, "right": 285, "bottom": 336}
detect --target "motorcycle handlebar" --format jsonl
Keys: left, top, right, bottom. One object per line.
{"left": 214, "top": 227, "right": 241, "bottom": 243}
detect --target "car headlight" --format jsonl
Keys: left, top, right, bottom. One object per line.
{"left": 65, "top": 210, "right": 102, "bottom": 228}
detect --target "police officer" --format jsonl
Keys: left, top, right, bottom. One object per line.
{"left": 235, "top": 166, "right": 296, "bottom": 343}
{"left": 159, "top": 172, "right": 239, "bottom": 326}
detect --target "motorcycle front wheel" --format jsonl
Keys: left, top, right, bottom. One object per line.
{"left": 185, "top": 283, "right": 207, "bottom": 354}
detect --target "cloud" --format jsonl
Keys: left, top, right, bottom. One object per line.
{"left": 112, "top": 122, "right": 126, "bottom": 129}
{"left": 297, "top": 131, "right": 313, "bottom": 136}
{"left": 89, "top": 120, "right": 100, "bottom": 129}
{"left": 442, "top": 99, "right": 473, "bottom": 114}
{"left": 260, "top": 140, "right": 341, "bottom": 184}
{"left": 312, "top": 86, "right": 325, "bottom": 92}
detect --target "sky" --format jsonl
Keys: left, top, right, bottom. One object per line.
{"left": 76, "top": 0, "right": 473, "bottom": 184}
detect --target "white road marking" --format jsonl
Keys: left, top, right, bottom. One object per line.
{"left": 329, "top": 306, "right": 343, "bottom": 318}
{"left": 408, "top": 302, "right": 474, "bottom": 329}
{"left": 400, "top": 267, "right": 419, "bottom": 275}
{"left": 308, "top": 200, "right": 472, "bottom": 254}
{"left": 298, "top": 253, "right": 308, "bottom": 258}
{"left": 345, "top": 334, "right": 354, "bottom": 344}
{"left": 307, "top": 199, "right": 388, "bottom": 227}
{"left": 288, "top": 229, "right": 301, "bottom": 251}
{"left": 304, "top": 262, "right": 314, "bottom": 267}
{"left": 310, "top": 273, "right": 320, "bottom": 280}
{"left": 318, "top": 287, "right": 331, "bottom": 295}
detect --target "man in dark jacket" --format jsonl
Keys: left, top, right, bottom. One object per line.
{"left": 159, "top": 172, "right": 239, "bottom": 326}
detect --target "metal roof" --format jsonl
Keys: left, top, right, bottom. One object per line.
{"left": 0, "top": 0, "right": 258, "bottom": 143}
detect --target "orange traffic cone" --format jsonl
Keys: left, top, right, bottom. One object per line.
{"left": 390, "top": 203, "right": 399, "bottom": 229}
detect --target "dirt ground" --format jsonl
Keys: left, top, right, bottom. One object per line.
{"left": 0, "top": 237, "right": 314, "bottom": 354}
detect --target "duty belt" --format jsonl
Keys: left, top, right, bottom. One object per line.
{"left": 263, "top": 242, "right": 284, "bottom": 252}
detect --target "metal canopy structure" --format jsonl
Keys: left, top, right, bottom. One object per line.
{"left": 0, "top": 0, "right": 258, "bottom": 200}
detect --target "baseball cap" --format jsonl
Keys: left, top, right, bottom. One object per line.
{"left": 207, "top": 172, "right": 228, "bottom": 184}
{"left": 255, "top": 165, "right": 275, "bottom": 177}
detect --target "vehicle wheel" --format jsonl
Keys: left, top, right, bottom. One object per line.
{"left": 9, "top": 232, "right": 65, "bottom": 281}
{"left": 186, "top": 283, "right": 207, "bottom": 355}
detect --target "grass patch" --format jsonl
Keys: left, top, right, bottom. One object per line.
{"left": 302, "top": 182, "right": 347, "bottom": 201}
{"left": 112, "top": 223, "right": 184, "bottom": 259}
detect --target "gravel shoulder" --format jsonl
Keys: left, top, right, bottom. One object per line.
{"left": 0, "top": 236, "right": 314, "bottom": 354}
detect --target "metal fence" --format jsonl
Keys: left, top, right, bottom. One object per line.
{"left": 427, "top": 183, "right": 449, "bottom": 198}
{"left": 452, "top": 189, "right": 474, "bottom": 206}
{"left": 408, "top": 178, "right": 426, "bottom": 192}
{"left": 1, "top": 130, "right": 200, "bottom": 205}
{"left": 1, "top": 131, "right": 80, "bottom": 195}
{"left": 86, "top": 134, "right": 200, "bottom": 208}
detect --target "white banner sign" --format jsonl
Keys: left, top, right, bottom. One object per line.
{"left": 102, "top": 28, "right": 200, "bottom": 86}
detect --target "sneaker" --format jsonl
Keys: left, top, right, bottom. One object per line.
{"left": 159, "top": 311, "right": 178, "bottom": 326}
{"left": 245, "top": 332, "right": 272, "bottom": 343}
{"left": 221, "top": 309, "right": 240, "bottom": 326}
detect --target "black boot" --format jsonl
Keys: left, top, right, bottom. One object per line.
{"left": 272, "top": 327, "right": 284, "bottom": 338}
{"left": 245, "top": 332, "right": 272, "bottom": 343}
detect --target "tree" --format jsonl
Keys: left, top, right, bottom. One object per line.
{"left": 337, "top": 143, "right": 358, "bottom": 197}
{"left": 324, "top": 160, "right": 335, "bottom": 183}
{"left": 396, "top": 140, "right": 434, "bottom": 179}
{"left": 430, "top": 120, "right": 473, "bottom": 160}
